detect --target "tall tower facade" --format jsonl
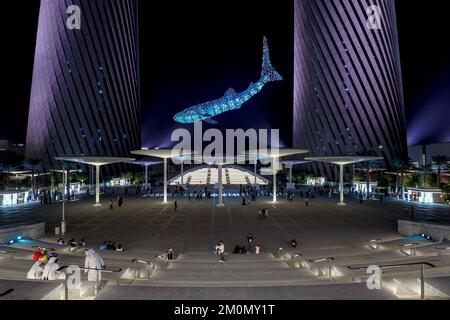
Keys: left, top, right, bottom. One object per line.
{"left": 293, "top": 0, "right": 407, "bottom": 177}
{"left": 25, "top": 0, "right": 140, "bottom": 171}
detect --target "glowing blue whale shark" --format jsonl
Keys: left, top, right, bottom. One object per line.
{"left": 173, "top": 37, "right": 283, "bottom": 124}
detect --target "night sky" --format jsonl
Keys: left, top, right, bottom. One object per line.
{"left": 2, "top": 0, "right": 450, "bottom": 147}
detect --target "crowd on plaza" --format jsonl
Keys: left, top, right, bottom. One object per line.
{"left": 27, "top": 247, "right": 63, "bottom": 280}
{"left": 26, "top": 188, "right": 76, "bottom": 205}
{"left": 100, "top": 241, "right": 124, "bottom": 252}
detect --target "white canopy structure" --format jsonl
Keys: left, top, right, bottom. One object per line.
{"left": 245, "top": 149, "right": 309, "bottom": 203}
{"left": 305, "top": 156, "right": 383, "bottom": 206}
{"left": 203, "top": 155, "right": 236, "bottom": 208}
{"left": 55, "top": 157, "right": 134, "bottom": 206}
{"left": 280, "top": 160, "right": 311, "bottom": 188}
{"left": 130, "top": 149, "right": 194, "bottom": 204}
{"left": 127, "top": 160, "right": 162, "bottom": 190}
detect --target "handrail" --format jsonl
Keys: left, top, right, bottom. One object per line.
{"left": 347, "top": 261, "right": 437, "bottom": 300}
{"left": 57, "top": 265, "right": 122, "bottom": 273}
{"left": 436, "top": 246, "right": 450, "bottom": 257}
{"left": 308, "top": 257, "right": 335, "bottom": 279}
{"left": 131, "top": 259, "right": 153, "bottom": 280}
{"left": 131, "top": 259, "right": 151, "bottom": 265}
{"left": 57, "top": 265, "right": 122, "bottom": 299}
{"left": 308, "top": 257, "right": 335, "bottom": 263}
{"left": 367, "top": 239, "right": 381, "bottom": 250}
{"left": 347, "top": 261, "right": 436, "bottom": 270}
{"left": 0, "top": 288, "right": 14, "bottom": 297}
{"left": 398, "top": 243, "right": 419, "bottom": 257}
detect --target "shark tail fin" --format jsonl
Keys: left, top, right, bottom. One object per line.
{"left": 261, "top": 36, "right": 283, "bottom": 82}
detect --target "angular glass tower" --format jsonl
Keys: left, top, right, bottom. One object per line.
{"left": 293, "top": 0, "right": 407, "bottom": 177}
{"left": 25, "top": 0, "right": 140, "bottom": 171}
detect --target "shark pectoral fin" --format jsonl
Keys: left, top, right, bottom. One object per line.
{"left": 224, "top": 88, "right": 237, "bottom": 98}
{"left": 204, "top": 117, "right": 218, "bottom": 125}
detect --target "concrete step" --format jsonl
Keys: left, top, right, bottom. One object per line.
{"left": 177, "top": 253, "right": 276, "bottom": 263}
{"left": 167, "top": 260, "right": 289, "bottom": 270}
{"left": 426, "top": 277, "right": 450, "bottom": 296}
{"left": 150, "top": 267, "right": 313, "bottom": 282}
{"left": 0, "top": 279, "right": 62, "bottom": 300}
{"left": 95, "top": 282, "right": 398, "bottom": 299}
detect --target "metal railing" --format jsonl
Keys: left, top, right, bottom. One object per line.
{"left": 435, "top": 246, "right": 450, "bottom": 257}
{"left": 57, "top": 265, "right": 122, "bottom": 300}
{"left": 308, "top": 257, "right": 335, "bottom": 279}
{"left": 399, "top": 243, "right": 418, "bottom": 257}
{"left": 0, "top": 288, "right": 14, "bottom": 298}
{"left": 347, "top": 261, "right": 437, "bottom": 299}
{"left": 131, "top": 259, "right": 154, "bottom": 280}
{"left": 367, "top": 239, "right": 382, "bottom": 250}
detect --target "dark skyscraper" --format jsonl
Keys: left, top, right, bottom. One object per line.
{"left": 293, "top": 0, "right": 407, "bottom": 177}
{"left": 25, "top": 0, "right": 140, "bottom": 171}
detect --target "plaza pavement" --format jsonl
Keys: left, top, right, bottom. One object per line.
{"left": 1, "top": 190, "right": 448, "bottom": 254}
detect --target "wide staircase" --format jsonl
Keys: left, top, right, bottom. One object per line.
{"left": 134, "top": 253, "right": 313, "bottom": 287}
{"left": 1, "top": 237, "right": 450, "bottom": 300}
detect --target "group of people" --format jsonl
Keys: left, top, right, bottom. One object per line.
{"left": 100, "top": 241, "right": 124, "bottom": 252}
{"left": 232, "top": 244, "right": 261, "bottom": 254}
{"left": 27, "top": 247, "right": 106, "bottom": 287}
{"left": 109, "top": 196, "right": 124, "bottom": 210}
{"left": 27, "top": 248, "right": 63, "bottom": 280}
{"left": 231, "top": 234, "right": 261, "bottom": 255}
{"left": 57, "top": 237, "right": 86, "bottom": 252}
{"left": 190, "top": 189, "right": 211, "bottom": 200}
{"left": 258, "top": 208, "right": 269, "bottom": 219}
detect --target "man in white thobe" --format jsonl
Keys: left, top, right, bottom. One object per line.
{"left": 27, "top": 261, "right": 45, "bottom": 280}
{"left": 84, "top": 249, "right": 105, "bottom": 287}
{"left": 42, "top": 257, "right": 64, "bottom": 280}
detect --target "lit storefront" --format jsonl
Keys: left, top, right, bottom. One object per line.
{"left": 306, "top": 177, "right": 325, "bottom": 186}
{"left": 58, "top": 182, "right": 81, "bottom": 194}
{"left": 108, "top": 178, "right": 131, "bottom": 187}
{"left": 0, "top": 191, "right": 30, "bottom": 206}
{"left": 407, "top": 188, "right": 444, "bottom": 204}
{"left": 353, "top": 181, "right": 378, "bottom": 194}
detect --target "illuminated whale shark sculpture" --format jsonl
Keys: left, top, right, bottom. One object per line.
{"left": 173, "top": 37, "right": 283, "bottom": 124}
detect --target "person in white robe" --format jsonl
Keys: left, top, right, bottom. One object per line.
{"left": 84, "top": 249, "right": 105, "bottom": 285}
{"left": 42, "top": 257, "right": 65, "bottom": 280}
{"left": 27, "top": 261, "right": 45, "bottom": 280}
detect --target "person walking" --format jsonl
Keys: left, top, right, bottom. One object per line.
{"left": 84, "top": 249, "right": 105, "bottom": 290}
{"left": 247, "top": 233, "right": 254, "bottom": 248}
{"left": 291, "top": 239, "right": 298, "bottom": 248}
{"left": 174, "top": 201, "right": 178, "bottom": 211}
{"left": 255, "top": 244, "right": 261, "bottom": 255}
{"left": 219, "top": 241, "right": 225, "bottom": 262}
{"left": 305, "top": 198, "right": 309, "bottom": 207}
{"left": 118, "top": 197, "right": 123, "bottom": 208}
{"left": 109, "top": 199, "right": 113, "bottom": 211}
{"left": 167, "top": 248, "right": 174, "bottom": 260}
